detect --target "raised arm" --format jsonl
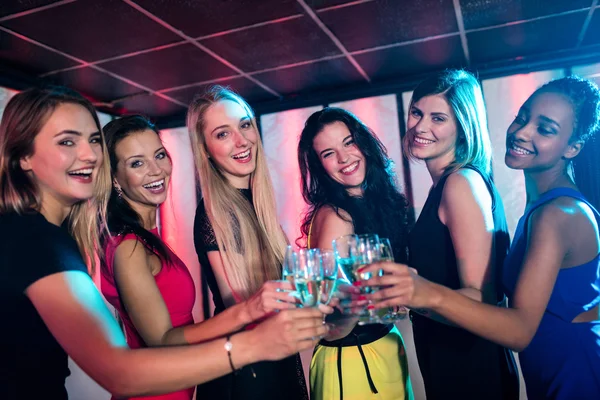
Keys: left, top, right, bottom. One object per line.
{"left": 363, "top": 201, "right": 577, "bottom": 351}
{"left": 27, "top": 270, "right": 327, "bottom": 397}
{"left": 114, "top": 239, "right": 297, "bottom": 347}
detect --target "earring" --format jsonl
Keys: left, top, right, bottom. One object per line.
{"left": 115, "top": 186, "right": 123, "bottom": 199}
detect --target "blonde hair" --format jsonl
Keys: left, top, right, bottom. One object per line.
{"left": 404, "top": 69, "right": 492, "bottom": 176}
{"left": 0, "top": 87, "right": 111, "bottom": 274}
{"left": 187, "top": 86, "right": 287, "bottom": 300}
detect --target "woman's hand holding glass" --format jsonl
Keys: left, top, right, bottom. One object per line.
{"left": 243, "top": 280, "right": 300, "bottom": 323}
{"left": 331, "top": 234, "right": 382, "bottom": 324}
{"left": 354, "top": 261, "right": 434, "bottom": 312}
{"left": 281, "top": 246, "right": 337, "bottom": 316}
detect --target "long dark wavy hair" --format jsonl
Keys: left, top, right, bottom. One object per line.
{"left": 100, "top": 115, "right": 171, "bottom": 263}
{"left": 297, "top": 107, "right": 411, "bottom": 262}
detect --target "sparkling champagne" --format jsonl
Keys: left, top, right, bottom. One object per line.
{"left": 337, "top": 257, "right": 356, "bottom": 282}
{"left": 282, "top": 271, "right": 295, "bottom": 287}
{"left": 319, "top": 276, "right": 336, "bottom": 305}
{"left": 295, "top": 277, "right": 323, "bottom": 307}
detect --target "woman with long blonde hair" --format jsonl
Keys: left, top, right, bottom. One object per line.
{"left": 0, "top": 86, "right": 328, "bottom": 399}
{"left": 188, "top": 86, "right": 308, "bottom": 400}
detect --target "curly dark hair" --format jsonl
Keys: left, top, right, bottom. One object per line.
{"left": 536, "top": 76, "right": 600, "bottom": 210}
{"left": 297, "top": 107, "right": 411, "bottom": 262}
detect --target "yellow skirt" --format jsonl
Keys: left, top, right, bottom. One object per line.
{"left": 310, "top": 325, "right": 413, "bottom": 400}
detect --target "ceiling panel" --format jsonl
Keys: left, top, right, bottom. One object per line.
{"left": 468, "top": 11, "right": 586, "bottom": 64}
{"left": 98, "top": 43, "right": 237, "bottom": 91}
{"left": 1, "top": 0, "right": 181, "bottom": 61}
{"left": 0, "top": 0, "right": 63, "bottom": 18}
{"left": 460, "top": 0, "right": 593, "bottom": 30}
{"left": 0, "top": 29, "right": 78, "bottom": 74}
{"left": 200, "top": 16, "right": 342, "bottom": 72}
{"left": 355, "top": 36, "right": 466, "bottom": 81}
{"left": 319, "top": 0, "right": 458, "bottom": 52}
{"left": 582, "top": 10, "right": 600, "bottom": 47}
{"left": 134, "top": 0, "right": 302, "bottom": 38}
{"left": 165, "top": 76, "right": 278, "bottom": 105}
{"left": 252, "top": 58, "right": 366, "bottom": 96}
{"left": 46, "top": 66, "right": 143, "bottom": 102}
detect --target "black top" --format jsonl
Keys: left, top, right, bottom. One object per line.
{"left": 193, "top": 189, "right": 253, "bottom": 315}
{"left": 0, "top": 211, "right": 88, "bottom": 400}
{"left": 408, "top": 166, "right": 518, "bottom": 400}
{"left": 193, "top": 189, "right": 308, "bottom": 400}
{"left": 410, "top": 166, "right": 509, "bottom": 299}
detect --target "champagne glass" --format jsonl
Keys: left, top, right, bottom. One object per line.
{"left": 355, "top": 234, "right": 383, "bottom": 325}
{"left": 319, "top": 249, "right": 338, "bottom": 305}
{"left": 332, "top": 234, "right": 359, "bottom": 281}
{"left": 295, "top": 249, "right": 324, "bottom": 308}
{"left": 332, "top": 234, "right": 359, "bottom": 312}
{"left": 378, "top": 238, "right": 408, "bottom": 322}
{"left": 282, "top": 245, "right": 297, "bottom": 288}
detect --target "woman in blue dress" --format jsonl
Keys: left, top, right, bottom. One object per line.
{"left": 359, "top": 75, "right": 600, "bottom": 400}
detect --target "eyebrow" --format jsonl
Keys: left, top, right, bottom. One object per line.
{"left": 211, "top": 124, "right": 229, "bottom": 135}
{"left": 125, "top": 154, "right": 143, "bottom": 162}
{"left": 210, "top": 116, "right": 252, "bottom": 135}
{"left": 538, "top": 115, "right": 560, "bottom": 128}
{"left": 54, "top": 130, "right": 100, "bottom": 137}
{"left": 318, "top": 135, "right": 352, "bottom": 157}
{"left": 410, "top": 105, "right": 448, "bottom": 118}
{"left": 124, "top": 147, "right": 166, "bottom": 162}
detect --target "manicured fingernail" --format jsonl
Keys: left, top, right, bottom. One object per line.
{"left": 352, "top": 281, "right": 362, "bottom": 287}
{"left": 358, "top": 295, "right": 367, "bottom": 301}
{"left": 367, "top": 305, "right": 375, "bottom": 310}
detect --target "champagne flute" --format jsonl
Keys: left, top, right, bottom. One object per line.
{"left": 295, "top": 249, "right": 324, "bottom": 308}
{"left": 332, "top": 234, "right": 359, "bottom": 281}
{"left": 378, "top": 238, "right": 408, "bottom": 322}
{"left": 319, "top": 249, "right": 338, "bottom": 306}
{"left": 355, "top": 234, "right": 383, "bottom": 325}
{"left": 332, "top": 234, "right": 359, "bottom": 312}
{"left": 282, "top": 245, "right": 297, "bottom": 288}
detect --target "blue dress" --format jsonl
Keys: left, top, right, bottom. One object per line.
{"left": 502, "top": 188, "right": 600, "bottom": 400}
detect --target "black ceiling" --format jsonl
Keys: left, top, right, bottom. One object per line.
{"left": 1, "top": 0, "right": 600, "bottom": 127}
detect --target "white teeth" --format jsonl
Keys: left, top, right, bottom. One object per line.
{"left": 68, "top": 168, "right": 93, "bottom": 175}
{"left": 232, "top": 149, "right": 250, "bottom": 159}
{"left": 143, "top": 179, "right": 164, "bottom": 188}
{"left": 511, "top": 143, "right": 534, "bottom": 155}
{"left": 414, "top": 137, "right": 434, "bottom": 144}
{"left": 341, "top": 162, "right": 358, "bottom": 173}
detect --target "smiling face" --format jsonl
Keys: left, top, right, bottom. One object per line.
{"left": 406, "top": 94, "right": 459, "bottom": 166}
{"left": 20, "top": 103, "right": 103, "bottom": 214}
{"left": 113, "top": 129, "right": 172, "bottom": 208}
{"left": 312, "top": 121, "right": 366, "bottom": 196}
{"left": 505, "top": 90, "right": 580, "bottom": 173}
{"left": 202, "top": 100, "right": 258, "bottom": 189}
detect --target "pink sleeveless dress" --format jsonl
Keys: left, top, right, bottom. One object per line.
{"left": 102, "top": 228, "right": 196, "bottom": 400}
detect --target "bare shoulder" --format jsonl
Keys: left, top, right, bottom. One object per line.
{"left": 314, "top": 205, "right": 351, "bottom": 226}
{"left": 113, "top": 238, "right": 152, "bottom": 268}
{"left": 442, "top": 168, "right": 491, "bottom": 208}
{"left": 311, "top": 205, "right": 354, "bottom": 249}
{"left": 530, "top": 196, "right": 597, "bottom": 232}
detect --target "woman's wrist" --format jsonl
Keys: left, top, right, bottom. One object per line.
{"left": 229, "top": 330, "right": 261, "bottom": 367}
{"left": 427, "top": 280, "right": 447, "bottom": 311}
{"left": 235, "top": 301, "right": 253, "bottom": 326}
